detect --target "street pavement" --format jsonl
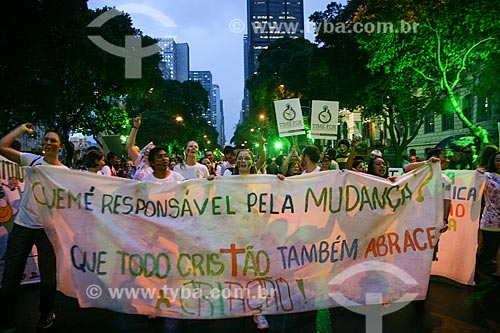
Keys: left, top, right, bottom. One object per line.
{"left": 11, "top": 275, "right": 500, "bottom": 332}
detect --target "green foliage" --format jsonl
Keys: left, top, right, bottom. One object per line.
{"left": 126, "top": 79, "right": 217, "bottom": 154}
{"left": 357, "top": 0, "right": 500, "bottom": 150}
{"left": 0, "top": 1, "right": 162, "bottom": 142}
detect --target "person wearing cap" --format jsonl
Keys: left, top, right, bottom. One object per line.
{"left": 370, "top": 150, "right": 383, "bottom": 159}
{"left": 320, "top": 154, "right": 332, "bottom": 171}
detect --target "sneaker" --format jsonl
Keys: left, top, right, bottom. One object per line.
{"left": 254, "top": 314, "right": 269, "bottom": 330}
{"left": 36, "top": 312, "right": 55, "bottom": 330}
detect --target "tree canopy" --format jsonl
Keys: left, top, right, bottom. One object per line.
{"left": 356, "top": 0, "right": 500, "bottom": 151}
{"left": 0, "top": 0, "right": 217, "bottom": 163}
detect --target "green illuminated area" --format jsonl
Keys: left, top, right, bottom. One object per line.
{"left": 235, "top": 0, "right": 500, "bottom": 168}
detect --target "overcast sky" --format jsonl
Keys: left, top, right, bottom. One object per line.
{"left": 87, "top": 0, "right": 339, "bottom": 142}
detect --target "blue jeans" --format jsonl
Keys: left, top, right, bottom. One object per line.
{"left": 0, "top": 224, "right": 56, "bottom": 324}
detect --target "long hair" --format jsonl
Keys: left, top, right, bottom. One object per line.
{"left": 367, "top": 156, "right": 389, "bottom": 179}
{"left": 85, "top": 149, "right": 104, "bottom": 168}
{"left": 233, "top": 149, "right": 257, "bottom": 175}
{"left": 486, "top": 151, "right": 500, "bottom": 173}
{"left": 478, "top": 145, "right": 498, "bottom": 168}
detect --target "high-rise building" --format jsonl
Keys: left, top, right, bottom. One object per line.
{"left": 176, "top": 43, "right": 190, "bottom": 82}
{"left": 189, "top": 72, "right": 225, "bottom": 145}
{"left": 212, "top": 85, "right": 225, "bottom": 146}
{"left": 243, "top": 0, "right": 305, "bottom": 118}
{"left": 158, "top": 38, "right": 176, "bottom": 80}
{"left": 189, "top": 71, "right": 213, "bottom": 123}
{"left": 158, "top": 38, "right": 190, "bottom": 82}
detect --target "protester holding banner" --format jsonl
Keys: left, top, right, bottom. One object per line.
{"left": 126, "top": 115, "right": 155, "bottom": 181}
{"left": 404, "top": 148, "right": 451, "bottom": 243}
{"left": 0, "top": 124, "right": 68, "bottom": 331}
{"left": 232, "top": 148, "right": 290, "bottom": 329}
{"left": 281, "top": 145, "right": 302, "bottom": 176}
{"left": 476, "top": 150, "right": 500, "bottom": 277}
{"left": 367, "top": 156, "right": 397, "bottom": 181}
{"left": 143, "top": 147, "right": 184, "bottom": 182}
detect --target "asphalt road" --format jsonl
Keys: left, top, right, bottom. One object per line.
{"left": 10, "top": 275, "right": 500, "bottom": 333}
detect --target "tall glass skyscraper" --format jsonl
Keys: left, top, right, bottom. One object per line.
{"left": 243, "top": 0, "right": 304, "bottom": 118}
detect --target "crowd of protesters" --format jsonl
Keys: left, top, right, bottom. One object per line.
{"left": 0, "top": 119, "right": 498, "bottom": 333}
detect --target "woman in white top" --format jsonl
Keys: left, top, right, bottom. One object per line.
{"left": 0, "top": 124, "right": 68, "bottom": 331}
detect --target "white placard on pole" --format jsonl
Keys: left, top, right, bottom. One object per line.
{"left": 274, "top": 98, "right": 305, "bottom": 137}
{"left": 310, "top": 100, "right": 339, "bottom": 139}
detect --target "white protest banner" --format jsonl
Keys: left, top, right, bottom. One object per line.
{"left": 27, "top": 164, "right": 443, "bottom": 319}
{"left": 310, "top": 101, "right": 339, "bottom": 139}
{"left": 431, "top": 170, "right": 485, "bottom": 285}
{"left": 274, "top": 98, "right": 305, "bottom": 137}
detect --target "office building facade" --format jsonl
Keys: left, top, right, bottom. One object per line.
{"left": 158, "top": 38, "right": 190, "bottom": 82}
{"left": 243, "top": 0, "right": 305, "bottom": 118}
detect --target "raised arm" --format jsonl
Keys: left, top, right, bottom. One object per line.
{"left": 126, "top": 115, "right": 141, "bottom": 163}
{"left": 403, "top": 156, "right": 440, "bottom": 173}
{"left": 281, "top": 145, "right": 299, "bottom": 175}
{"left": 345, "top": 138, "right": 360, "bottom": 171}
{"left": 0, "top": 123, "right": 33, "bottom": 164}
{"left": 255, "top": 135, "right": 266, "bottom": 171}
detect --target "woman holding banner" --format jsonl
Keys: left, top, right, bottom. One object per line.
{"left": 233, "top": 149, "right": 272, "bottom": 329}
{"left": 0, "top": 124, "right": 68, "bottom": 331}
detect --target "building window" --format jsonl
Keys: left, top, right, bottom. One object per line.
{"left": 441, "top": 113, "right": 454, "bottom": 131}
{"left": 424, "top": 113, "right": 434, "bottom": 133}
{"left": 477, "top": 97, "right": 491, "bottom": 122}
{"left": 462, "top": 94, "right": 474, "bottom": 128}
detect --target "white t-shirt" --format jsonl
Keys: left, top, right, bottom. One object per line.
{"left": 480, "top": 172, "right": 500, "bottom": 231}
{"left": 143, "top": 171, "right": 184, "bottom": 183}
{"left": 133, "top": 155, "right": 153, "bottom": 181}
{"left": 174, "top": 163, "right": 209, "bottom": 179}
{"left": 301, "top": 166, "right": 321, "bottom": 175}
{"left": 17, "top": 153, "right": 69, "bottom": 229}
{"left": 220, "top": 161, "right": 236, "bottom": 176}
{"left": 442, "top": 174, "right": 451, "bottom": 200}
{"left": 101, "top": 165, "right": 117, "bottom": 176}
